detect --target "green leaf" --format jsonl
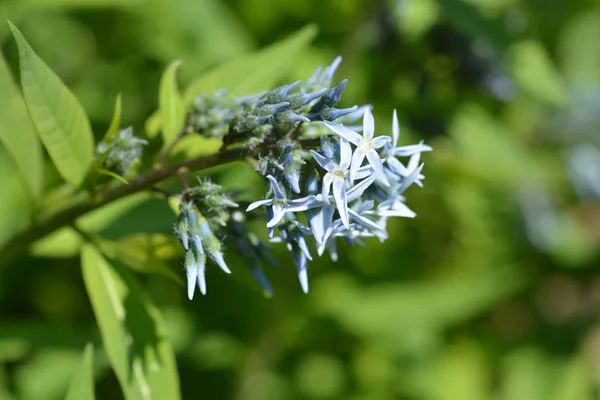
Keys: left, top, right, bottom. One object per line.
{"left": 508, "top": 40, "right": 568, "bottom": 107}
{"left": 146, "top": 24, "right": 317, "bottom": 137}
{"left": 0, "top": 49, "right": 43, "bottom": 202}
{"left": 184, "top": 24, "right": 317, "bottom": 100}
{"left": 96, "top": 168, "right": 129, "bottom": 184}
{"left": 31, "top": 192, "right": 168, "bottom": 257}
{"left": 98, "top": 234, "right": 183, "bottom": 285}
{"left": 9, "top": 21, "right": 94, "bottom": 187}
{"left": 0, "top": 146, "right": 31, "bottom": 249}
{"left": 105, "top": 94, "right": 122, "bottom": 141}
{"left": 81, "top": 244, "right": 180, "bottom": 400}
{"left": 159, "top": 59, "right": 184, "bottom": 144}
{"left": 65, "top": 343, "right": 95, "bottom": 400}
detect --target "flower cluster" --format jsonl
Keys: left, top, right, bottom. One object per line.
{"left": 246, "top": 108, "right": 431, "bottom": 292}
{"left": 96, "top": 127, "right": 148, "bottom": 175}
{"left": 175, "top": 57, "right": 431, "bottom": 298}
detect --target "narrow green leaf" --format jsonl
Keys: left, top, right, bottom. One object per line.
{"left": 106, "top": 94, "right": 122, "bottom": 140}
{"left": 146, "top": 25, "right": 317, "bottom": 137}
{"left": 96, "top": 168, "right": 129, "bottom": 184}
{"left": 65, "top": 343, "right": 95, "bottom": 400}
{"left": 0, "top": 49, "right": 43, "bottom": 202}
{"left": 184, "top": 24, "right": 317, "bottom": 100}
{"left": 159, "top": 59, "right": 184, "bottom": 143}
{"left": 81, "top": 244, "right": 181, "bottom": 400}
{"left": 8, "top": 21, "right": 94, "bottom": 187}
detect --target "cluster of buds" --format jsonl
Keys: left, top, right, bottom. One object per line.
{"left": 185, "top": 178, "right": 238, "bottom": 226}
{"left": 185, "top": 57, "right": 357, "bottom": 148}
{"left": 96, "top": 127, "right": 147, "bottom": 175}
{"left": 187, "top": 89, "right": 238, "bottom": 138}
{"left": 175, "top": 201, "right": 231, "bottom": 299}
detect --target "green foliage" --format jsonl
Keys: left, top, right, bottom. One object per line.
{"left": 81, "top": 244, "right": 180, "bottom": 400}
{"left": 64, "top": 343, "right": 95, "bottom": 400}
{"left": 9, "top": 22, "right": 94, "bottom": 188}
{"left": 0, "top": 1, "right": 599, "bottom": 399}
{"left": 158, "top": 60, "right": 185, "bottom": 144}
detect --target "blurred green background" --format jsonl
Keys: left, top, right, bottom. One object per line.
{"left": 2, "top": 0, "right": 600, "bottom": 399}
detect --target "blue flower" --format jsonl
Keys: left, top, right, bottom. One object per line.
{"left": 324, "top": 108, "right": 390, "bottom": 184}
{"left": 246, "top": 175, "right": 320, "bottom": 228}
{"left": 310, "top": 137, "right": 353, "bottom": 227}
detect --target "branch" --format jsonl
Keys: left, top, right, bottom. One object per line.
{"left": 0, "top": 138, "right": 320, "bottom": 263}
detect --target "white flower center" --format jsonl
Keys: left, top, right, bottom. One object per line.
{"left": 358, "top": 138, "right": 374, "bottom": 152}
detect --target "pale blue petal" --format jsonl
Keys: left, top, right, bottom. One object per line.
{"left": 348, "top": 209, "right": 388, "bottom": 237}
{"left": 294, "top": 253, "right": 309, "bottom": 293}
{"left": 392, "top": 109, "right": 399, "bottom": 148}
{"left": 287, "top": 172, "right": 301, "bottom": 194}
{"left": 266, "top": 175, "right": 286, "bottom": 200}
{"left": 310, "top": 150, "right": 336, "bottom": 171}
{"left": 210, "top": 251, "right": 231, "bottom": 274}
{"left": 267, "top": 204, "right": 286, "bottom": 228}
{"left": 397, "top": 163, "right": 424, "bottom": 194}
{"left": 186, "top": 265, "right": 199, "bottom": 300}
{"left": 387, "top": 157, "right": 408, "bottom": 176}
{"left": 324, "top": 121, "right": 362, "bottom": 145}
{"left": 367, "top": 150, "right": 389, "bottom": 186}
{"left": 297, "top": 235, "right": 313, "bottom": 260}
{"left": 347, "top": 174, "right": 377, "bottom": 202}
{"left": 350, "top": 148, "right": 365, "bottom": 182}
{"left": 287, "top": 195, "right": 321, "bottom": 212}
{"left": 393, "top": 143, "right": 432, "bottom": 157}
{"left": 308, "top": 206, "right": 334, "bottom": 245}
{"left": 373, "top": 136, "right": 391, "bottom": 148}
{"left": 333, "top": 178, "right": 349, "bottom": 228}
{"left": 322, "top": 173, "right": 334, "bottom": 201}
{"left": 355, "top": 165, "right": 375, "bottom": 180}
{"left": 246, "top": 198, "right": 272, "bottom": 211}
{"left": 197, "top": 263, "right": 207, "bottom": 295}
{"left": 407, "top": 152, "right": 421, "bottom": 171}
{"left": 339, "top": 138, "right": 352, "bottom": 170}
{"left": 363, "top": 108, "right": 375, "bottom": 138}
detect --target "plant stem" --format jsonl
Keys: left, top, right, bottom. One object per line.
{"left": 0, "top": 138, "right": 320, "bottom": 263}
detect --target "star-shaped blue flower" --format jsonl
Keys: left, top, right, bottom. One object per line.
{"left": 324, "top": 108, "right": 390, "bottom": 184}
{"left": 310, "top": 137, "right": 353, "bottom": 227}
{"left": 246, "top": 175, "right": 320, "bottom": 228}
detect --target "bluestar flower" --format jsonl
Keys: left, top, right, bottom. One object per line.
{"left": 310, "top": 137, "right": 353, "bottom": 227}
{"left": 324, "top": 109, "right": 390, "bottom": 184}
{"left": 387, "top": 152, "right": 426, "bottom": 187}
{"left": 246, "top": 175, "right": 320, "bottom": 228}
{"left": 386, "top": 110, "right": 432, "bottom": 157}
{"left": 303, "top": 174, "right": 379, "bottom": 244}
{"left": 380, "top": 110, "right": 431, "bottom": 187}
